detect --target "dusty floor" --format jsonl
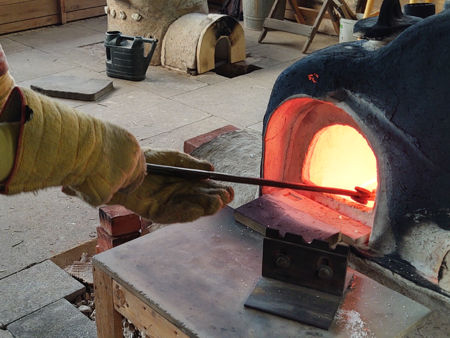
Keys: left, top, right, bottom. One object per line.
{"left": 0, "top": 15, "right": 448, "bottom": 337}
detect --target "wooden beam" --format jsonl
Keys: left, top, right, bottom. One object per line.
{"left": 113, "top": 281, "right": 189, "bottom": 338}
{"left": 327, "top": 6, "right": 340, "bottom": 35}
{"left": 66, "top": 6, "right": 106, "bottom": 22}
{"left": 58, "top": 0, "right": 67, "bottom": 24}
{"left": 302, "top": 0, "right": 331, "bottom": 52}
{"left": 0, "top": 0, "right": 58, "bottom": 25}
{"left": 64, "top": 0, "right": 105, "bottom": 12}
{"left": 263, "top": 17, "right": 313, "bottom": 37}
{"left": 0, "top": 15, "right": 58, "bottom": 35}
{"left": 288, "top": 0, "right": 306, "bottom": 24}
{"left": 93, "top": 267, "right": 123, "bottom": 338}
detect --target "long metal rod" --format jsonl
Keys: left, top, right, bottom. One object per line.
{"left": 146, "top": 164, "right": 374, "bottom": 204}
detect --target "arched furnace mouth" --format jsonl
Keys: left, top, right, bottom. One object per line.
{"left": 260, "top": 10, "right": 450, "bottom": 295}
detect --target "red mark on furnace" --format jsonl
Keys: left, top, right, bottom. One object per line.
{"left": 308, "top": 73, "right": 319, "bottom": 83}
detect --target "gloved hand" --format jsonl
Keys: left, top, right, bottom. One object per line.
{"left": 0, "top": 87, "right": 145, "bottom": 207}
{"left": 0, "top": 44, "right": 15, "bottom": 109}
{"left": 108, "top": 148, "right": 234, "bottom": 224}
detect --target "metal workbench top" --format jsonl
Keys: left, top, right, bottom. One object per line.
{"left": 93, "top": 207, "right": 430, "bottom": 337}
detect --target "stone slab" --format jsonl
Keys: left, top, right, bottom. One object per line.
{"left": 172, "top": 76, "right": 272, "bottom": 127}
{"left": 0, "top": 188, "right": 99, "bottom": 280}
{"left": 7, "top": 24, "right": 105, "bottom": 54}
{"left": 0, "top": 260, "right": 85, "bottom": 326}
{"left": 5, "top": 48, "right": 76, "bottom": 83}
{"left": 140, "top": 116, "right": 232, "bottom": 151}
{"left": 0, "top": 329, "right": 13, "bottom": 338}
{"left": 30, "top": 75, "right": 113, "bottom": 101}
{"left": 130, "top": 65, "right": 208, "bottom": 99}
{"left": 94, "top": 207, "right": 431, "bottom": 337}
{"left": 7, "top": 299, "right": 96, "bottom": 338}
{"left": 77, "top": 89, "right": 209, "bottom": 142}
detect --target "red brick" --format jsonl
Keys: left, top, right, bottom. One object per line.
{"left": 183, "top": 125, "right": 238, "bottom": 154}
{"left": 96, "top": 226, "right": 140, "bottom": 250}
{"left": 99, "top": 205, "right": 141, "bottom": 236}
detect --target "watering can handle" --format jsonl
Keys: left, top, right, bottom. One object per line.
{"left": 128, "top": 37, "right": 158, "bottom": 65}
{"left": 127, "top": 36, "right": 158, "bottom": 62}
{"left": 144, "top": 38, "right": 158, "bottom": 63}
{"left": 116, "top": 34, "right": 157, "bottom": 45}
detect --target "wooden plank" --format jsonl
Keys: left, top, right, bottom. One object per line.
{"left": 0, "top": 15, "right": 59, "bottom": 35}
{"left": 0, "top": 0, "right": 29, "bottom": 5}
{"left": 288, "top": 0, "right": 306, "bottom": 24}
{"left": 327, "top": 6, "right": 340, "bottom": 34}
{"left": 0, "top": 0, "right": 57, "bottom": 25}
{"left": 64, "top": 0, "right": 105, "bottom": 12}
{"left": 112, "top": 281, "right": 189, "bottom": 338}
{"left": 93, "top": 266, "right": 123, "bottom": 338}
{"left": 66, "top": 6, "right": 106, "bottom": 22}
{"left": 58, "top": 0, "right": 67, "bottom": 24}
{"left": 341, "top": 0, "right": 357, "bottom": 19}
{"left": 263, "top": 17, "right": 313, "bottom": 36}
{"left": 50, "top": 238, "right": 97, "bottom": 268}
{"left": 285, "top": 6, "right": 337, "bottom": 35}
{"left": 298, "top": 6, "right": 332, "bottom": 20}
{"left": 302, "top": 0, "right": 331, "bottom": 52}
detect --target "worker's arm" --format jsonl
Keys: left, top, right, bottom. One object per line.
{"left": 0, "top": 122, "right": 19, "bottom": 181}
{"left": 0, "top": 42, "right": 232, "bottom": 223}
{"left": 0, "top": 44, "right": 17, "bottom": 182}
{"left": 0, "top": 44, "right": 15, "bottom": 109}
{"left": 0, "top": 55, "right": 232, "bottom": 224}
{"left": 0, "top": 85, "right": 233, "bottom": 223}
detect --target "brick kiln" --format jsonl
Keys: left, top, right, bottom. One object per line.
{"left": 104, "top": 0, "right": 245, "bottom": 74}
{"left": 259, "top": 10, "right": 450, "bottom": 294}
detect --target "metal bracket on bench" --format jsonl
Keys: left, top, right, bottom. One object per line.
{"left": 244, "top": 228, "right": 350, "bottom": 330}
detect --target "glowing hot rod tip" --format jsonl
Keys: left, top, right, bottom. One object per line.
{"left": 351, "top": 186, "right": 376, "bottom": 205}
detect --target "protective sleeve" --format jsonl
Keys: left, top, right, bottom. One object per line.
{"left": 0, "top": 122, "right": 19, "bottom": 182}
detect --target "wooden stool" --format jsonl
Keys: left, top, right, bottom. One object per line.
{"left": 259, "top": 0, "right": 357, "bottom": 53}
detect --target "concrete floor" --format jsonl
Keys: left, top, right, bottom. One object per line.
{"left": 0, "top": 15, "right": 448, "bottom": 337}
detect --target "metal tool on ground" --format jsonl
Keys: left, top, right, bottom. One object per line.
{"left": 146, "top": 164, "right": 375, "bottom": 204}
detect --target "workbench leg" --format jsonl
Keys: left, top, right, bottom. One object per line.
{"left": 93, "top": 266, "right": 123, "bottom": 338}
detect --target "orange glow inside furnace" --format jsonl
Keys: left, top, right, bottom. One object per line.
{"left": 303, "top": 125, "right": 378, "bottom": 208}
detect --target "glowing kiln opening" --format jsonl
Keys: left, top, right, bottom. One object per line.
{"left": 303, "top": 125, "right": 378, "bottom": 208}
{"left": 262, "top": 97, "right": 378, "bottom": 228}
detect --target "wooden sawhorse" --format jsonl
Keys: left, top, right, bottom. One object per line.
{"left": 259, "top": 0, "right": 357, "bottom": 53}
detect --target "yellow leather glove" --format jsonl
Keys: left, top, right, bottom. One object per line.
{"left": 0, "top": 87, "right": 145, "bottom": 207}
{"left": 0, "top": 122, "right": 19, "bottom": 182}
{"left": 0, "top": 44, "right": 15, "bottom": 109}
{"left": 108, "top": 148, "right": 234, "bottom": 224}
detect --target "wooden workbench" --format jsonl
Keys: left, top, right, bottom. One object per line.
{"left": 93, "top": 207, "right": 430, "bottom": 338}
